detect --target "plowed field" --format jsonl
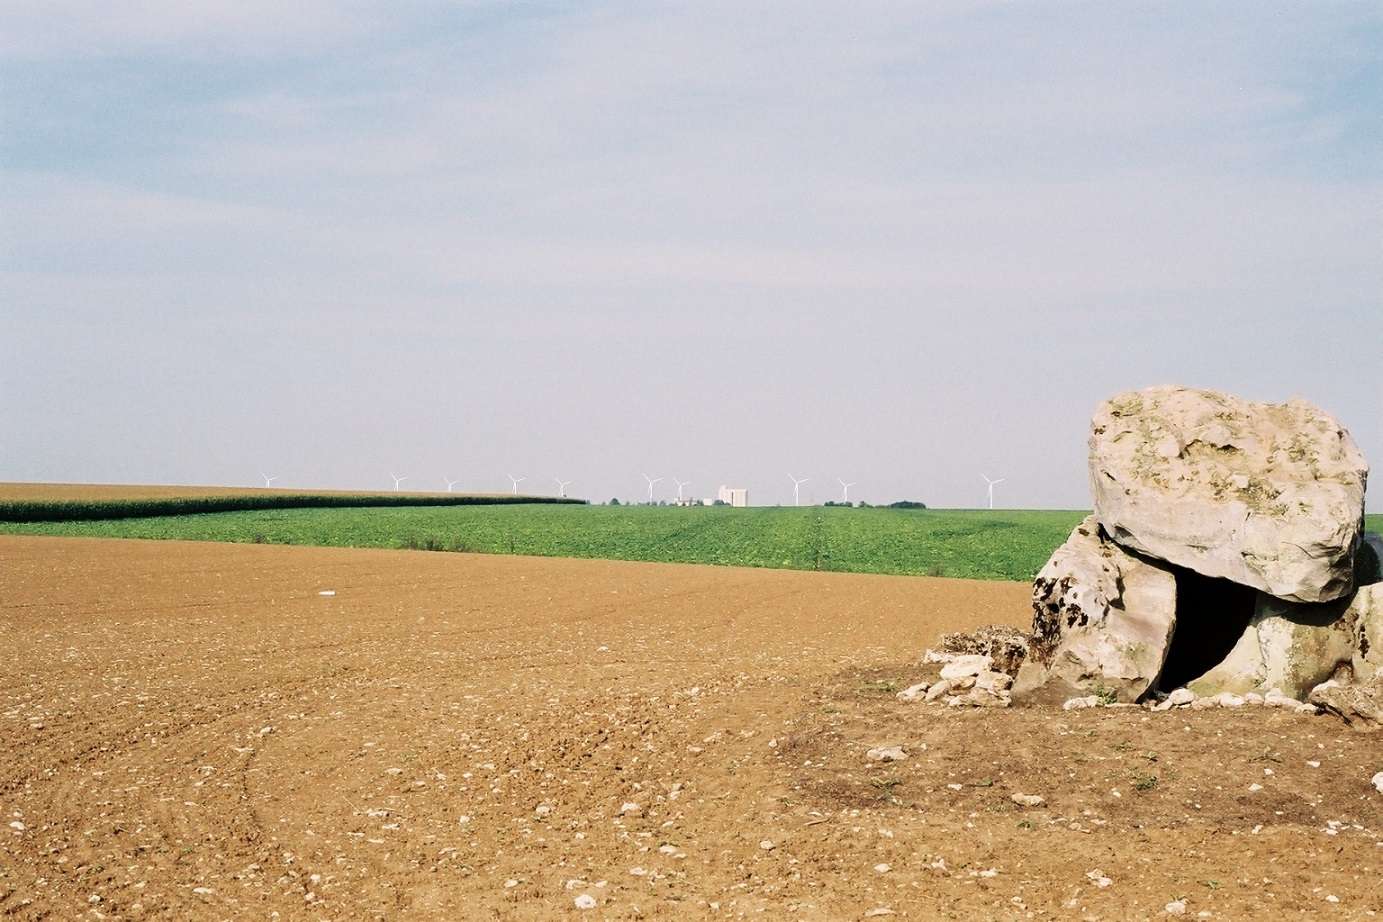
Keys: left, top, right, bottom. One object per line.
{"left": 2, "top": 537, "right": 1380, "bottom": 920}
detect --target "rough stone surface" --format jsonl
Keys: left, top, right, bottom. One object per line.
{"left": 939, "top": 655, "right": 992, "bottom": 681}
{"left": 895, "top": 682, "right": 929, "bottom": 703}
{"left": 1308, "top": 679, "right": 1383, "bottom": 732}
{"left": 866, "top": 745, "right": 908, "bottom": 762}
{"left": 959, "top": 687, "right": 1011, "bottom": 708}
{"left": 975, "top": 670, "right": 1014, "bottom": 694}
{"left": 934, "top": 624, "right": 1030, "bottom": 676}
{"left": 1089, "top": 386, "right": 1367, "bottom": 603}
{"left": 1166, "top": 688, "right": 1195, "bottom": 707}
{"left": 1186, "top": 591, "right": 1359, "bottom": 699}
{"left": 923, "top": 680, "right": 952, "bottom": 702}
{"left": 1062, "top": 696, "right": 1101, "bottom": 710}
{"left": 1354, "top": 580, "right": 1383, "bottom": 684}
{"left": 1014, "top": 516, "right": 1177, "bottom": 704}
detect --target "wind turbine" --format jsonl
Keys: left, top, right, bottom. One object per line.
{"left": 642, "top": 473, "right": 662, "bottom": 504}
{"left": 390, "top": 473, "right": 408, "bottom": 492}
{"left": 507, "top": 474, "right": 526, "bottom": 495}
{"left": 982, "top": 474, "right": 1006, "bottom": 510}
{"left": 443, "top": 477, "right": 460, "bottom": 493}
{"left": 554, "top": 477, "right": 572, "bottom": 498}
{"left": 837, "top": 478, "right": 856, "bottom": 503}
{"left": 259, "top": 473, "right": 277, "bottom": 488}
{"left": 788, "top": 474, "right": 809, "bottom": 507}
{"left": 673, "top": 478, "right": 690, "bottom": 502}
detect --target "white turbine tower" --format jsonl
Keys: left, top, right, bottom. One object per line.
{"left": 390, "top": 473, "right": 408, "bottom": 492}
{"left": 259, "top": 473, "right": 277, "bottom": 488}
{"left": 837, "top": 478, "right": 856, "bottom": 503}
{"left": 507, "top": 474, "right": 526, "bottom": 495}
{"left": 642, "top": 473, "right": 662, "bottom": 504}
{"left": 788, "top": 474, "right": 809, "bottom": 507}
{"left": 673, "top": 478, "right": 690, "bottom": 502}
{"left": 554, "top": 477, "right": 572, "bottom": 498}
{"left": 443, "top": 477, "right": 460, "bottom": 493}
{"left": 982, "top": 474, "right": 1006, "bottom": 510}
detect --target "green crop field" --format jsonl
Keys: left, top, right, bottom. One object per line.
{"left": 4, "top": 506, "right": 1377, "bottom": 583}
{"left": 0, "top": 505, "right": 1098, "bottom": 581}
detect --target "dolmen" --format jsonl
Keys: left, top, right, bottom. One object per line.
{"left": 1013, "top": 386, "right": 1382, "bottom": 728}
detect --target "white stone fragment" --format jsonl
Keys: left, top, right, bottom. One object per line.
{"left": 866, "top": 746, "right": 908, "bottom": 762}
{"left": 896, "top": 683, "right": 930, "bottom": 702}
{"left": 574, "top": 894, "right": 597, "bottom": 910}
{"left": 1372, "top": 771, "right": 1383, "bottom": 794}
{"left": 939, "top": 655, "right": 992, "bottom": 680}
{"left": 1086, "top": 869, "right": 1112, "bottom": 888}
{"left": 1010, "top": 793, "right": 1045, "bottom": 807}
{"left": 1165, "top": 899, "right": 1187, "bottom": 916}
{"left": 1062, "top": 696, "right": 1101, "bottom": 711}
{"left": 1264, "top": 688, "right": 1305, "bottom": 709}
{"left": 924, "top": 680, "right": 953, "bottom": 702}
{"left": 1166, "top": 688, "right": 1195, "bottom": 707}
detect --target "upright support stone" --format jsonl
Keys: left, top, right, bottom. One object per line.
{"left": 1186, "top": 591, "right": 1358, "bottom": 699}
{"left": 1014, "top": 516, "right": 1177, "bottom": 704}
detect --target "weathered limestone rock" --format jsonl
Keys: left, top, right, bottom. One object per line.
{"left": 934, "top": 625, "right": 1030, "bottom": 676}
{"left": 959, "top": 686, "right": 1011, "bottom": 708}
{"left": 1013, "top": 516, "right": 1177, "bottom": 704}
{"left": 1352, "top": 583, "right": 1383, "bottom": 683}
{"left": 1183, "top": 546, "right": 1383, "bottom": 697}
{"left": 1089, "top": 386, "right": 1368, "bottom": 603}
{"left": 939, "top": 655, "right": 992, "bottom": 680}
{"left": 923, "top": 680, "right": 952, "bottom": 702}
{"left": 1186, "top": 591, "right": 1359, "bottom": 699}
{"left": 895, "top": 682, "right": 930, "bottom": 702}
{"left": 1308, "top": 679, "right": 1383, "bottom": 732}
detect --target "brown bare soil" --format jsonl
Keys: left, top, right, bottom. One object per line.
{"left": 2, "top": 537, "right": 1379, "bottom": 920}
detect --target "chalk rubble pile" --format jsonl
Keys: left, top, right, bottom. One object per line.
{"left": 1008, "top": 386, "right": 1382, "bottom": 729}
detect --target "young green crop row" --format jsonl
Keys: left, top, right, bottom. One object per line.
{"left": 0, "top": 493, "right": 586, "bottom": 523}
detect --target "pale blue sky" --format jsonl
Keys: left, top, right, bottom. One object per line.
{"left": 3, "top": 2, "right": 1380, "bottom": 508}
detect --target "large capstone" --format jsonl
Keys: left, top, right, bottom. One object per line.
{"left": 1013, "top": 515, "right": 1177, "bottom": 704}
{"left": 1089, "top": 386, "right": 1368, "bottom": 603}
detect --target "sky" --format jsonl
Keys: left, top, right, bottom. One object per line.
{"left": 2, "top": 1, "right": 1380, "bottom": 509}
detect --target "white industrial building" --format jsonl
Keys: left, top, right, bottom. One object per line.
{"left": 716, "top": 485, "right": 748, "bottom": 508}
